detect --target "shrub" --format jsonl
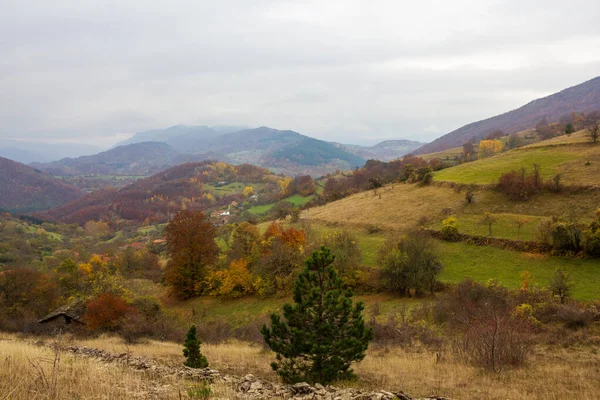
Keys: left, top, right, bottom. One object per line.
{"left": 548, "top": 268, "right": 573, "bottom": 304}
{"left": 441, "top": 216, "right": 460, "bottom": 241}
{"left": 438, "top": 280, "right": 535, "bottom": 371}
{"left": 84, "top": 293, "right": 131, "bottom": 331}
{"left": 497, "top": 166, "right": 542, "bottom": 201}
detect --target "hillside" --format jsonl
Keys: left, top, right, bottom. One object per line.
{"left": 113, "top": 126, "right": 367, "bottom": 176}
{"left": 339, "top": 139, "right": 424, "bottom": 161}
{"left": 434, "top": 129, "right": 600, "bottom": 186}
{"left": 31, "top": 142, "right": 226, "bottom": 177}
{"left": 0, "top": 157, "right": 84, "bottom": 213}
{"left": 415, "top": 76, "right": 600, "bottom": 154}
{"left": 36, "top": 161, "right": 283, "bottom": 224}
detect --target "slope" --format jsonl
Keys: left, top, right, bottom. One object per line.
{"left": 434, "top": 130, "right": 600, "bottom": 186}
{"left": 37, "top": 161, "right": 279, "bottom": 224}
{"left": 415, "top": 76, "right": 600, "bottom": 154}
{"left": 0, "top": 157, "right": 84, "bottom": 213}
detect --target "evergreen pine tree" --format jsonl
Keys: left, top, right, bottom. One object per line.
{"left": 261, "top": 246, "right": 373, "bottom": 384}
{"left": 183, "top": 325, "right": 208, "bottom": 368}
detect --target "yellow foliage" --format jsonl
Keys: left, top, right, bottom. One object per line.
{"left": 277, "top": 177, "right": 293, "bottom": 197}
{"left": 214, "top": 259, "right": 255, "bottom": 298}
{"left": 242, "top": 186, "right": 254, "bottom": 197}
{"left": 520, "top": 270, "right": 534, "bottom": 292}
{"left": 477, "top": 140, "right": 504, "bottom": 158}
{"left": 78, "top": 263, "right": 93, "bottom": 275}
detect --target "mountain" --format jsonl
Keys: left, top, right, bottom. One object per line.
{"left": 116, "top": 125, "right": 246, "bottom": 152}
{"left": 31, "top": 142, "right": 228, "bottom": 177}
{"left": 414, "top": 76, "right": 600, "bottom": 155}
{"left": 337, "top": 139, "right": 423, "bottom": 161}
{"left": 116, "top": 126, "right": 367, "bottom": 176}
{"left": 0, "top": 157, "right": 84, "bottom": 213}
{"left": 207, "top": 127, "right": 366, "bottom": 175}
{"left": 0, "top": 139, "right": 102, "bottom": 164}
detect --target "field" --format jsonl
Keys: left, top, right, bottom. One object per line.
{"left": 434, "top": 131, "right": 600, "bottom": 186}
{"left": 3, "top": 334, "right": 599, "bottom": 400}
{"left": 205, "top": 182, "right": 265, "bottom": 196}
{"left": 247, "top": 194, "right": 314, "bottom": 215}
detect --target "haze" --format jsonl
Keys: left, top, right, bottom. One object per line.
{"left": 2, "top": 0, "right": 600, "bottom": 147}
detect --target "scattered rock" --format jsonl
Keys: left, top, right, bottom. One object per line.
{"left": 49, "top": 344, "right": 450, "bottom": 400}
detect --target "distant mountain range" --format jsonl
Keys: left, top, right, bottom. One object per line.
{"left": 31, "top": 142, "right": 228, "bottom": 177}
{"left": 36, "top": 126, "right": 410, "bottom": 177}
{"left": 414, "top": 76, "right": 600, "bottom": 155}
{"left": 0, "top": 157, "right": 83, "bottom": 213}
{"left": 0, "top": 139, "right": 102, "bottom": 164}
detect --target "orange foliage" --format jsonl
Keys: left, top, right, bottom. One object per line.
{"left": 84, "top": 293, "right": 131, "bottom": 331}
{"left": 213, "top": 259, "right": 255, "bottom": 298}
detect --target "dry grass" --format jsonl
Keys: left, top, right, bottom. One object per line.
{"left": 0, "top": 334, "right": 242, "bottom": 399}
{"left": 4, "top": 334, "right": 598, "bottom": 400}
{"left": 303, "top": 183, "right": 465, "bottom": 230}
{"left": 302, "top": 182, "right": 600, "bottom": 233}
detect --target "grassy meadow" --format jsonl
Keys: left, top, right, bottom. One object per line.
{"left": 434, "top": 130, "right": 600, "bottom": 186}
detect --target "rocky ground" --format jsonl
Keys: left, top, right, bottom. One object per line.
{"left": 38, "top": 341, "right": 449, "bottom": 400}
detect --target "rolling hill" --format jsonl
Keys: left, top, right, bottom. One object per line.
{"left": 31, "top": 142, "right": 227, "bottom": 177}
{"left": 36, "top": 161, "right": 279, "bottom": 224}
{"left": 103, "top": 126, "right": 368, "bottom": 176}
{"left": 0, "top": 157, "right": 84, "bottom": 213}
{"left": 415, "top": 76, "right": 600, "bottom": 155}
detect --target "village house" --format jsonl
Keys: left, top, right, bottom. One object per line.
{"left": 38, "top": 299, "right": 87, "bottom": 332}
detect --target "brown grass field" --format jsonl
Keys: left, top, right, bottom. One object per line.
{"left": 302, "top": 182, "right": 600, "bottom": 232}
{"left": 2, "top": 334, "right": 599, "bottom": 400}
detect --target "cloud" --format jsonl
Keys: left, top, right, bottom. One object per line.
{"left": 0, "top": 0, "right": 599, "bottom": 146}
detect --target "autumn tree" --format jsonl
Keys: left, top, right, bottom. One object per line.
{"left": 479, "top": 213, "right": 497, "bottom": 236}
{"left": 378, "top": 231, "right": 443, "bottom": 296}
{"left": 322, "top": 230, "right": 362, "bottom": 284}
{"left": 261, "top": 247, "right": 373, "bottom": 384}
{"left": 478, "top": 140, "right": 504, "bottom": 159}
{"left": 295, "top": 175, "right": 316, "bottom": 196}
{"left": 462, "top": 142, "right": 475, "bottom": 160}
{"left": 256, "top": 222, "right": 307, "bottom": 294}
{"left": 164, "top": 210, "right": 219, "bottom": 299}
{"left": 229, "top": 222, "right": 260, "bottom": 261}
{"left": 242, "top": 186, "right": 254, "bottom": 197}
{"left": 549, "top": 268, "right": 573, "bottom": 304}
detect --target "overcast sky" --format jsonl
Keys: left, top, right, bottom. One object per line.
{"left": 2, "top": 0, "right": 599, "bottom": 147}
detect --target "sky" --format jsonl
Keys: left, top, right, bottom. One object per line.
{"left": 1, "top": 0, "right": 600, "bottom": 148}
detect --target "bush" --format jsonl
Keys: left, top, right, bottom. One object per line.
{"left": 438, "top": 280, "right": 535, "bottom": 371}
{"left": 441, "top": 216, "right": 460, "bottom": 241}
{"left": 84, "top": 293, "right": 131, "bottom": 331}
{"left": 497, "top": 166, "right": 542, "bottom": 201}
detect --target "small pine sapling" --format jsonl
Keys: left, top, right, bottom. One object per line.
{"left": 183, "top": 325, "right": 208, "bottom": 368}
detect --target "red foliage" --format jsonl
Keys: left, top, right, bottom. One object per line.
{"left": 84, "top": 293, "right": 131, "bottom": 331}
